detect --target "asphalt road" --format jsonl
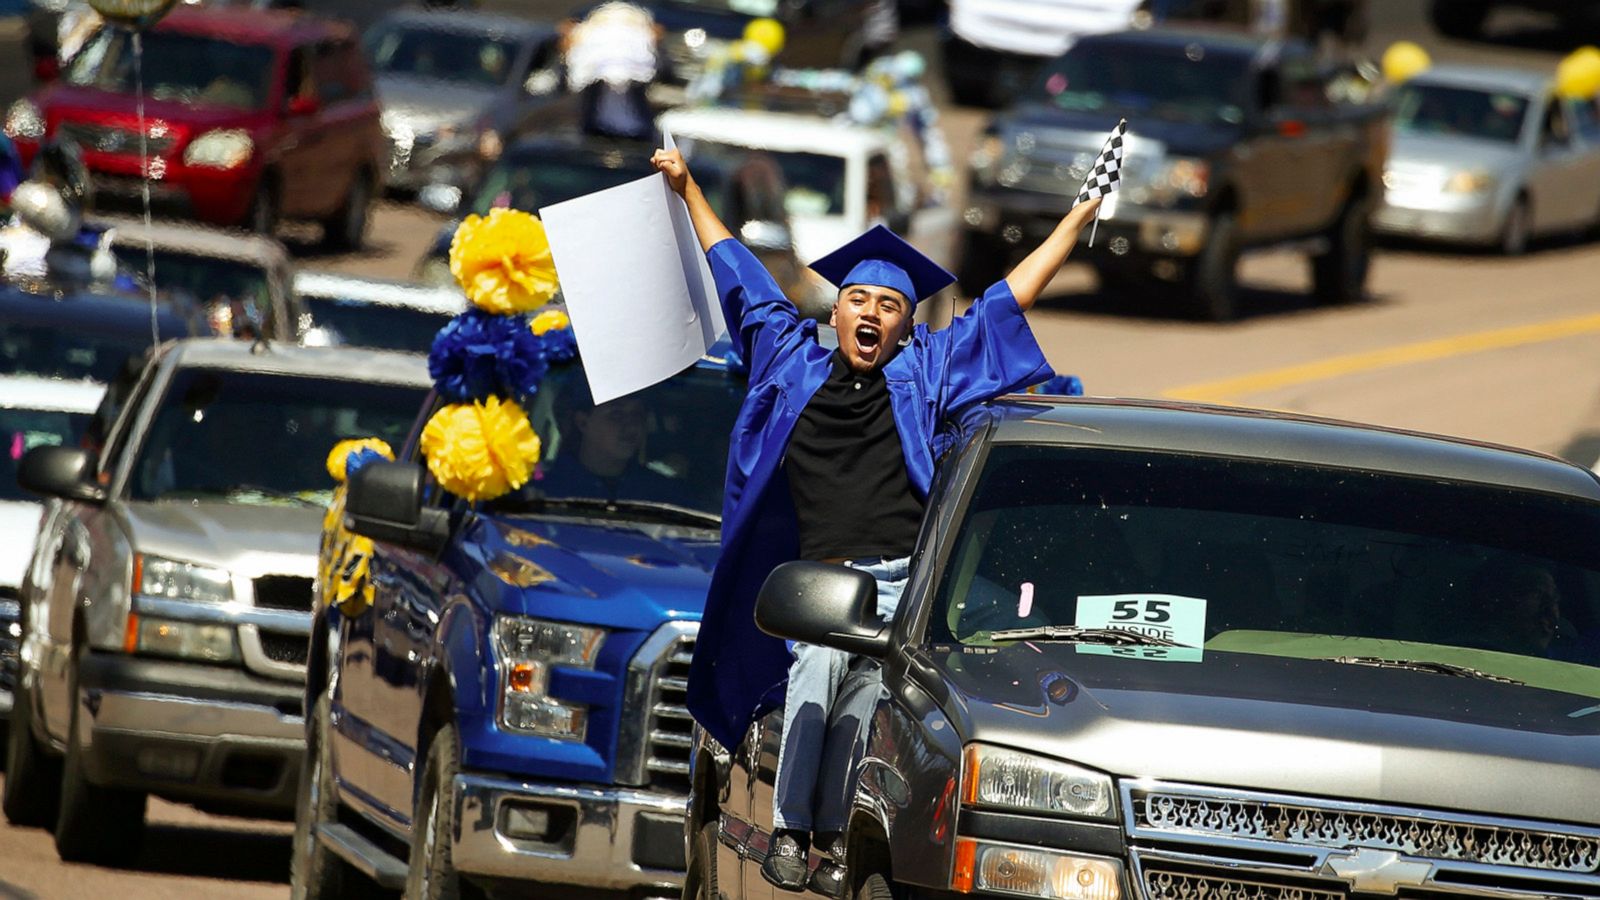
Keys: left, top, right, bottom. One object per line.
{"left": 1, "top": 0, "right": 1599, "bottom": 897}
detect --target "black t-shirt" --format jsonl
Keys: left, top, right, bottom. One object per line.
{"left": 786, "top": 352, "right": 925, "bottom": 561}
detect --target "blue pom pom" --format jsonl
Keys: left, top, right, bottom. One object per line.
{"left": 543, "top": 325, "right": 578, "bottom": 364}
{"left": 429, "top": 309, "right": 550, "bottom": 403}
{"left": 344, "top": 447, "right": 388, "bottom": 481}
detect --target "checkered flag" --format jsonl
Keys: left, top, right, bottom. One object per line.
{"left": 1073, "top": 118, "right": 1126, "bottom": 247}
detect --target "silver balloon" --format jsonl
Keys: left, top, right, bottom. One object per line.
{"left": 10, "top": 181, "right": 81, "bottom": 242}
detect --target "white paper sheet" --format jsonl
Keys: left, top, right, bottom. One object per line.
{"left": 539, "top": 159, "right": 725, "bottom": 405}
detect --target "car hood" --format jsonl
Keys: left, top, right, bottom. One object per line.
{"left": 1387, "top": 132, "right": 1526, "bottom": 174}
{"left": 933, "top": 641, "right": 1600, "bottom": 824}
{"left": 467, "top": 514, "right": 718, "bottom": 629}
{"left": 39, "top": 84, "right": 262, "bottom": 133}
{"left": 122, "top": 500, "right": 322, "bottom": 578}
{"left": 0, "top": 501, "right": 44, "bottom": 591}
{"left": 375, "top": 76, "right": 499, "bottom": 134}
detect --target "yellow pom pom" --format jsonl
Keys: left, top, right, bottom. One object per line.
{"left": 1382, "top": 41, "right": 1431, "bottom": 84}
{"left": 744, "top": 17, "right": 785, "bottom": 57}
{"left": 325, "top": 437, "right": 395, "bottom": 482}
{"left": 530, "top": 307, "right": 571, "bottom": 336}
{"left": 449, "top": 208, "right": 561, "bottom": 315}
{"left": 420, "top": 397, "right": 541, "bottom": 502}
{"left": 1556, "top": 46, "right": 1600, "bottom": 99}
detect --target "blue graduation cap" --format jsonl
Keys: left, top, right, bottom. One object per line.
{"left": 808, "top": 225, "right": 955, "bottom": 307}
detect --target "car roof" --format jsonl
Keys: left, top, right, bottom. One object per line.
{"left": 373, "top": 8, "right": 556, "bottom": 40}
{"left": 0, "top": 375, "right": 106, "bottom": 414}
{"left": 658, "top": 107, "right": 890, "bottom": 157}
{"left": 293, "top": 271, "right": 467, "bottom": 315}
{"left": 982, "top": 397, "right": 1600, "bottom": 502}
{"left": 94, "top": 216, "right": 292, "bottom": 269}
{"left": 158, "top": 5, "right": 354, "bottom": 47}
{"left": 164, "top": 338, "right": 433, "bottom": 388}
{"left": 1406, "top": 64, "right": 1552, "bottom": 97}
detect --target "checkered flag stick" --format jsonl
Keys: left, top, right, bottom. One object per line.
{"left": 1072, "top": 118, "right": 1126, "bottom": 247}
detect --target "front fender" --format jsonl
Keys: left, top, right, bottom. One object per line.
{"left": 854, "top": 684, "right": 963, "bottom": 891}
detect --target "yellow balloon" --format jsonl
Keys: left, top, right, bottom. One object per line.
{"left": 1382, "top": 41, "right": 1432, "bottom": 84}
{"left": 744, "top": 18, "right": 786, "bottom": 58}
{"left": 1556, "top": 46, "right": 1600, "bottom": 99}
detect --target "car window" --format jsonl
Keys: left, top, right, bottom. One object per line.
{"left": 867, "top": 153, "right": 897, "bottom": 221}
{"left": 286, "top": 47, "right": 316, "bottom": 107}
{"left": 0, "top": 317, "right": 160, "bottom": 383}
{"left": 66, "top": 28, "right": 276, "bottom": 110}
{"left": 129, "top": 368, "right": 426, "bottom": 507}
{"left": 1571, "top": 96, "right": 1600, "bottom": 142}
{"left": 1393, "top": 84, "right": 1528, "bottom": 144}
{"left": 0, "top": 406, "right": 92, "bottom": 502}
{"left": 109, "top": 247, "right": 274, "bottom": 339}
{"left": 313, "top": 40, "right": 357, "bottom": 105}
{"left": 1028, "top": 40, "right": 1251, "bottom": 125}
{"left": 95, "top": 353, "right": 159, "bottom": 475}
{"left": 931, "top": 445, "right": 1600, "bottom": 685}
{"left": 1542, "top": 97, "right": 1573, "bottom": 150}
{"left": 1280, "top": 53, "right": 1330, "bottom": 110}
{"left": 365, "top": 24, "right": 520, "bottom": 87}
{"left": 682, "top": 140, "right": 849, "bottom": 217}
{"left": 304, "top": 295, "right": 456, "bottom": 353}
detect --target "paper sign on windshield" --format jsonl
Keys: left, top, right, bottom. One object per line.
{"left": 1074, "top": 594, "right": 1207, "bottom": 662}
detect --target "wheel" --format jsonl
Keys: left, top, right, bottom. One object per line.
{"left": 406, "top": 724, "right": 482, "bottom": 900}
{"left": 324, "top": 173, "right": 372, "bottom": 251}
{"left": 1430, "top": 0, "right": 1489, "bottom": 38}
{"left": 856, "top": 872, "right": 896, "bottom": 900}
{"left": 249, "top": 177, "right": 280, "bottom": 236}
{"left": 683, "top": 820, "right": 719, "bottom": 900}
{"left": 1190, "top": 211, "right": 1241, "bottom": 322}
{"left": 3, "top": 677, "right": 62, "bottom": 828}
{"left": 956, "top": 232, "right": 1008, "bottom": 297}
{"left": 1498, "top": 196, "right": 1530, "bottom": 256}
{"left": 291, "top": 690, "right": 357, "bottom": 900}
{"left": 54, "top": 660, "right": 146, "bottom": 865}
{"left": 1310, "top": 194, "right": 1372, "bottom": 306}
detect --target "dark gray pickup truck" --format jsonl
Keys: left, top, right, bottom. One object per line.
{"left": 687, "top": 396, "right": 1600, "bottom": 900}
{"left": 960, "top": 28, "right": 1389, "bottom": 321}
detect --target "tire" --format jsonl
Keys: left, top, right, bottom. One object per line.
{"left": 957, "top": 232, "right": 1008, "bottom": 298}
{"left": 249, "top": 178, "right": 280, "bottom": 237}
{"left": 857, "top": 872, "right": 896, "bottom": 900}
{"left": 1498, "top": 196, "right": 1530, "bottom": 256}
{"left": 405, "top": 724, "right": 482, "bottom": 900}
{"left": 683, "top": 820, "right": 719, "bottom": 900}
{"left": 1191, "top": 211, "right": 1241, "bottom": 322}
{"left": 1430, "top": 0, "right": 1489, "bottom": 38}
{"left": 1311, "top": 195, "right": 1372, "bottom": 306}
{"left": 3, "top": 678, "right": 62, "bottom": 828}
{"left": 290, "top": 691, "right": 353, "bottom": 900}
{"left": 54, "top": 659, "right": 146, "bottom": 866}
{"left": 324, "top": 173, "right": 372, "bottom": 251}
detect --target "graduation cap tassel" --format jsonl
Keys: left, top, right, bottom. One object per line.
{"left": 1074, "top": 118, "right": 1126, "bottom": 249}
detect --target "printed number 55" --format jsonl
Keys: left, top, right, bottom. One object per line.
{"left": 1112, "top": 599, "right": 1171, "bottom": 623}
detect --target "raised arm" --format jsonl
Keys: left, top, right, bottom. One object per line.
{"left": 1003, "top": 197, "right": 1101, "bottom": 311}
{"left": 652, "top": 148, "right": 732, "bottom": 251}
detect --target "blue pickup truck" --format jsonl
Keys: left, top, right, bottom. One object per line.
{"left": 290, "top": 355, "right": 745, "bottom": 898}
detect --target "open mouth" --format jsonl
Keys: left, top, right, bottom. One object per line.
{"left": 855, "top": 324, "right": 881, "bottom": 355}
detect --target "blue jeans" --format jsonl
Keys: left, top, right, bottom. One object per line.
{"left": 771, "top": 556, "right": 909, "bottom": 832}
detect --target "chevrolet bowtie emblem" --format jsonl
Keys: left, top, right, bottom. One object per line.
{"left": 1320, "top": 848, "right": 1436, "bottom": 895}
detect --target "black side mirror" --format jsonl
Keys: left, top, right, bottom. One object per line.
{"left": 17, "top": 446, "right": 105, "bottom": 504}
{"left": 755, "top": 561, "right": 889, "bottom": 658}
{"left": 345, "top": 460, "right": 450, "bottom": 555}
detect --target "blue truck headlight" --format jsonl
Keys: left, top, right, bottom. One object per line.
{"left": 492, "top": 616, "right": 606, "bottom": 741}
{"left": 961, "top": 744, "right": 1117, "bottom": 820}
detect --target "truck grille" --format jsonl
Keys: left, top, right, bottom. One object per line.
{"left": 644, "top": 633, "right": 695, "bottom": 790}
{"left": 59, "top": 121, "right": 175, "bottom": 156}
{"left": 253, "top": 576, "right": 313, "bottom": 612}
{"left": 1142, "top": 869, "right": 1341, "bottom": 900}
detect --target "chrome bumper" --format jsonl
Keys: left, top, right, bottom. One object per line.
{"left": 1372, "top": 197, "right": 1501, "bottom": 244}
{"left": 452, "top": 772, "right": 688, "bottom": 891}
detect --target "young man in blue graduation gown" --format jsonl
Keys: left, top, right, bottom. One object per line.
{"left": 651, "top": 147, "right": 1101, "bottom": 890}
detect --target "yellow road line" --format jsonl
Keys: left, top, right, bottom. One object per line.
{"left": 1162, "top": 312, "right": 1600, "bottom": 405}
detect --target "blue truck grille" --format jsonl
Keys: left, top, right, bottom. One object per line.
{"left": 644, "top": 634, "right": 695, "bottom": 790}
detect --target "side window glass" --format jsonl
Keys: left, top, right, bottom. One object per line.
{"left": 314, "top": 41, "right": 352, "bottom": 105}
{"left": 1542, "top": 100, "right": 1572, "bottom": 149}
{"left": 285, "top": 48, "right": 315, "bottom": 107}
{"left": 867, "top": 153, "right": 898, "bottom": 222}
{"left": 1567, "top": 96, "right": 1600, "bottom": 141}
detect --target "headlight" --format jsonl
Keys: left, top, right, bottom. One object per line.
{"left": 4, "top": 99, "right": 45, "bottom": 140}
{"left": 137, "top": 555, "right": 234, "bottom": 604}
{"left": 1444, "top": 169, "right": 1493, "bottom": 193}
{"left": 183, "top": 129, "right": 254, "bottom": 169}
{"left": 961, "top": 744, "right": 1116, "bottom": 820}
{"left": 128, "top": 616, "right": 239, "bottom": 663}
{"left": 1140, "top": 157, "right": 1209, "bottom": 206}
{"left": 492, "top": 616, "right": 605, "bottom": 741}
{"left": 953, "top": 840, "right": 1122, "bottom": 900}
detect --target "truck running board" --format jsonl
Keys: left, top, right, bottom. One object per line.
{"left": 315, "top": 822, "right": 409, "bottom": 889}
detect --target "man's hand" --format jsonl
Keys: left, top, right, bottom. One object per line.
{"left": 652, "top": 148, "right": 691, "bottom": 198}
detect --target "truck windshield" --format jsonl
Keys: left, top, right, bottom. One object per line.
{"left": 1393, "top": 84, "right": 1529, "bottom": 144}
{"left": 66, "top": 30, "right": 275, "bottom": 110}
{"left": 484, "top": 365, "right": 745, "bottom": 521}
{"left": 1026, "top": 42, "right": 1251, "bottom": 125}
{"left": 129, "top": 368, "right": 425, "bottom": 507}
{"left": 366, "top": 25, "right": 521, "bottom": 88}
{"left": 0, "top": 319, "right": 159, "bottom": 383}
{"left": 686, "top": 142, "right": 847, "bottom": 218}
{"left": 110, "top": 248, "right": 274, "bottom": 336}
{"left": 0, "top": 406, "right": 91, "bottom": 503}
{"left": 303, "top": 296, "right": 454, "bottom": 353}
{"left": 931, "top": 445, "right": 1600, "bottom": 690}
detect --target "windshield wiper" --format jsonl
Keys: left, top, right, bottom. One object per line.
{"left": 986, "top": 625, "right": 1181, "bottom": 647}
{"left": 536, "top": 497, "right": 720, "bottom": 529}
{"left": 1323, "top": 656, "right": 1526, "bottom": 685}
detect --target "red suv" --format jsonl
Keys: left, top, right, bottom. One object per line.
{"left": 3, "top": 7, "right": 386, "bottom": 248}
